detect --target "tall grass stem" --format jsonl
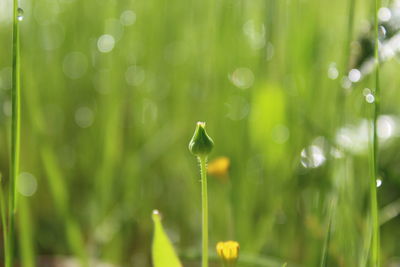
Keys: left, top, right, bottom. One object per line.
{"left": 199, "top": 156, "right": 209, "bottom": 267}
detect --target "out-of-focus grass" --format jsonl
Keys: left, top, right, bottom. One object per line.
{"left": 0, "top": 0, "right": 400, "bottom": 266}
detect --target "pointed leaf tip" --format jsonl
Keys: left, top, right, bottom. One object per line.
{"left": 151, "top": 210, "right": 182, "bottom": 267}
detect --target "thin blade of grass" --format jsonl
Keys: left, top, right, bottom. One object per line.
{"left": 7, "top": 0, "right": 22, "bottom": 265}
{"left": 370, "top": 0, "right": 381, "bottom": 264}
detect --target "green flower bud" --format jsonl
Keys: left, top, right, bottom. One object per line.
{"left": 188, "top": 122, "right": 214, "bottom": 157}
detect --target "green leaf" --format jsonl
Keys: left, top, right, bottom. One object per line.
{"left": 152, "top": 210, "right": 182, "bottom": 267}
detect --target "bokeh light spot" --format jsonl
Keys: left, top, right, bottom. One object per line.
{"left": 97, "top": 34, "right": 115, "bottom": 53}
{"left": 327, "top": 63, "right": 339, "bottom": 80}
{"left": 120, "top": 10, "right": 136, "bottom": 26}
{"left": 378, "top": 7, "right": 391, "bottom": 22}
{"left": 229, "top": 68, "right": 254, "bottom": 89}
{"left": 18, "top": 172, "right": 38, "bottom": 197}
{"left": 348, "top": 69, "right": 361, "bottom": 82}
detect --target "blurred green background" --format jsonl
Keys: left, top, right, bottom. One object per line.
{"left": 1, "top": 0, "right": 400, "bottom": 266}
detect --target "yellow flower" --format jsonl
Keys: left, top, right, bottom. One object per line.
{"left": 207, "top": 156, "right": 230, "bottom": 179}
{"left": 216, "top": 241, "right": 240, "bottom": 263}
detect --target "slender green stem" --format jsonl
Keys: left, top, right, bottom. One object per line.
{"left": 370, "top": 0, "right": 381, "bottom": 265}
{"left": 199, "top": 156, "right": 209, "bottom": 267}
{"left": 7, "top": 0, "right": 21, "bottom": 266}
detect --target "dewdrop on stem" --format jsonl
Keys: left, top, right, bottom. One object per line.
{"left": 17, "top": 8, "right": 24, "bottom": 21}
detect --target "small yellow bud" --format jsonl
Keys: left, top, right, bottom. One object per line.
{"left": 207, "top": 156, "right": 230, "bottom": 179}
{"left": 216, "top": 241, "right": 240, "bottom": 263}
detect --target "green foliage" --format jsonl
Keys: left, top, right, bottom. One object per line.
{"left": 152, "top": 210, "right": 182, "bottom": 267}
{"left": 0, "top": 0, "right": 398, "bottom": 266}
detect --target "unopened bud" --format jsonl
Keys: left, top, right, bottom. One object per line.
{"left": 188, "top": 122, "right": 214, "bottom": 157}
{"left": 216, "top": 241, "right": 240, "bottom": 263}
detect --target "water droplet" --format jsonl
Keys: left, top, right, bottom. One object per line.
{"left": 97, "top": 34, "right": 115, "bottom": 53}
{"left": 363, "top": 88, "right": 371, "bottom": 96}
{"left": 378, "top": 7, "right": 391, "bottom": 22}
{"left": 229, "top": 68, "right": 254, "bottom": 89}
{"left": 300, "top": 145, "right": 326, "bottom": 168}
{"left": 348, "top": 69, "right": 361, "bottom": 82}
{"left": 243, "top": 20, "right": 266, "bottom": 50}
{"left": 153, "top": 209, "right": 160, "bottom": 216}
{"left": 18, "top": 172, "right": 38, "bottom": 197}
{"left": 365, "top": 93, "right": 375, "bottom": 103}
{"left": 120, "top": 10, "right": 136, "bottom": 26}
{"left": 17, "top": 8, "right": 24, "bottom": 21}
{"left": 378, "top": 115, "right": 396, "bottom": 140}
{"left": 376, "top": 179, "right": 382, "bottom": 187}
{"left": 378, "top": 26, "right": 387, "bottom": 40}
{"left": 335, "top": 120, "right": 370, "bottom": 154}
{"left": 327, "top": 63, "right": 339, "bottom": 80}
{"left": 341, "top": 76, "right": 352, "bottom": 89}
{"left": 330, "top": 148, "right": 343, "bottom": 158}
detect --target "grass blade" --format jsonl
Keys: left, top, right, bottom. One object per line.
{"left": 7, "top": 0, "right": 22, "bottom": 266}
{"left": 370, "top": 0, "right": 381, "bottom": 265}
{"left": 152, "top": 210, "right": 182, "bottom": 267}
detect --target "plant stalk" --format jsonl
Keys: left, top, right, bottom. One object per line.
{"left": 199, "top": 156, "right": 209, "bottom": 267}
